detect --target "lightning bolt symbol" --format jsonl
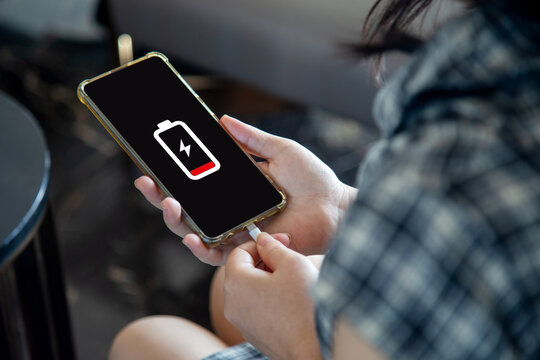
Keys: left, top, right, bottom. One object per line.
{"left": 179, "top": 140, "right": 191, "bottom": 157}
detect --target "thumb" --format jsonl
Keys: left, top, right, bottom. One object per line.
{"left": 256, "top": 232, "right": 297, "bottom": 272}
{"left": 220, "top": 115, "right": 288, "bottom": 159}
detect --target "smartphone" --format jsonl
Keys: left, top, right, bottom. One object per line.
{"left": 77, "top": 52, "right": 286, "bottom": 246}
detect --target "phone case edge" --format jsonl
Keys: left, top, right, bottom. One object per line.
{"left": 77, "top": 52, "right": 287, "bottom": 247}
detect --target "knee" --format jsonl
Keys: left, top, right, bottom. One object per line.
{"left": 109, "top": 315, "right": 174, "bottom": 360}
{"left": 210, "top": 267, "right": 225, "bottom": 319}
{"left": 109, "top": 315, "right": 226, "bottom": 360}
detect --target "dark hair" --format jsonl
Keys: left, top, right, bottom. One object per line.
{"left": 351, "top": 0, "right": 480, "bottom": 82}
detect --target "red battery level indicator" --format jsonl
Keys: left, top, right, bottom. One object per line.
{"left": 154, "top": 120, "right": 221, "bottom": 180}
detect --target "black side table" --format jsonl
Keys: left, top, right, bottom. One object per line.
{"left": 0, "top": 93, "right": 76, "bottom": 360}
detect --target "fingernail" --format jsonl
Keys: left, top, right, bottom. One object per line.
{"left": 134, "top": 179, "right": 140, "bottom": 189}
{"left": 281, "top": 233, "right": 291, "bottom": 247}
{"left": 257, "top": 232, "right": 273, "bottom": 246}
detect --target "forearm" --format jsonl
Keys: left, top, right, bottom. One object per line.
{"left": 287, "top": 314, "right": 323, "bottom": 360}
{"left": 294, "top": 347, "right": 323, "bottom": 360}
{"left": 333, "top": 318, "right": 386, "bottom": 360}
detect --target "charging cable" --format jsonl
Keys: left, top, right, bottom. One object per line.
{"left": 246, "top": 223, "right": 261, "bottom": 242}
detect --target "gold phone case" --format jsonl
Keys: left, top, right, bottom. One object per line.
{"left": 77, "top": 52, "right": 286, "bottom": 247}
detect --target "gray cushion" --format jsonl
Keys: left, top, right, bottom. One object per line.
{"left": 110, "top": 0, "right": 461, "bottom": 122}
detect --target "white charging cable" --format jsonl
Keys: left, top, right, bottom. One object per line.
{"left": 246, "top": 223, "right": 262, "bottom": 242}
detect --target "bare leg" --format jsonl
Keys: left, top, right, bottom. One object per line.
{"left": 109, "top": 315, "right": 227, "bottom": 360}
{"left": 210, "top": 267, "right": 245, "bottom": 346}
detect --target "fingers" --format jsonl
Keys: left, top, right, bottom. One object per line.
{"left": 161, "top": 198, "right": 191, "bottom": 236}
{"left": 220, "top": 115, "right": 289, "bottom": 160}
{"left": 135, "top": 177, "right": 191, "bottom": 236}
{"left": 134, "top": 174, "right": 293, "bottom": 269}
{"left": 182, "top": 232, "right": 262, "bottom": 267}
{"left": 268, "top": 233, "right": 291, "bottom": 248}
{"left": 226, "top": 240, "right": 261, "bottom": 272}
{"left": 134, "top": 176, "right": 164, "bottom": 209}
{"left": 183, "top": 234, "right": 227, "bottom": 266}
{"left": 255, "top": 161, "right": 270, "bottom": 174}
{"left": 223, "top": 232, "right": 291, "bottom": 272}
{"left": 256, "top": 233, "right": 296, "bottom": 272}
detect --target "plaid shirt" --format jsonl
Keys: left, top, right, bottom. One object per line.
{"left": 206, "top": 1, "right": 540, "bottom": 359}
{"left": 315, "top": 1, "right": 540, "bottom": 359}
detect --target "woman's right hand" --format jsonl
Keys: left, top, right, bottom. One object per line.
{"left": 135, "top": 115, "right": 357, "bottom": 265}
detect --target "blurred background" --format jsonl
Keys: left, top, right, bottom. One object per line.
{"left": 0, "top": 0, "right": 461, "bottom": 358}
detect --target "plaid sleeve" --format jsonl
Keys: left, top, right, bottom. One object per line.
{"left": 313, "top": 170, "right": 519, "bottom": 360}
{"left": 203, "top": 342, "right": 268, "bottom": 360}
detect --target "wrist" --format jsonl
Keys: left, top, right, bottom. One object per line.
{"left": 288, "top": 316, "right": 323, "bottom": 360}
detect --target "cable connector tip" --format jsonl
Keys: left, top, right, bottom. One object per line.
{"left": 246, "top": 223, "right": 261, "bottom": 242}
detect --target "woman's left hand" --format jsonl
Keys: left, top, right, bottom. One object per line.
{"left": 223, "top": 233, "right": 323, "bottom": 360}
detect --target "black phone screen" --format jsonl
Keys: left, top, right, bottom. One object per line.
{"left": 83, "top": 56, "right": 284, "bottom": 238}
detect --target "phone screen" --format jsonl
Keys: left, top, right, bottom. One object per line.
{"left": 83, "top": 56, "right": 284, "bottom": 238}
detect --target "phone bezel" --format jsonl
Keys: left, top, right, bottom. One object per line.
{"left": 77, "top": 52, "right": 286, "bottom": 246}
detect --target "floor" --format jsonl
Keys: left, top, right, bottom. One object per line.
{"left": 0, "top": 25, "right": 376, "bottom": 360}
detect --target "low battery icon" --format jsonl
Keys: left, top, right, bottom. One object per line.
{"left": 154, "top": 120, "right": 221, "bottom": 180}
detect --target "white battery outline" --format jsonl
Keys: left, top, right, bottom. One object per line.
{"left": 154, "top": 120, "right": 221, "bottom": 180}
